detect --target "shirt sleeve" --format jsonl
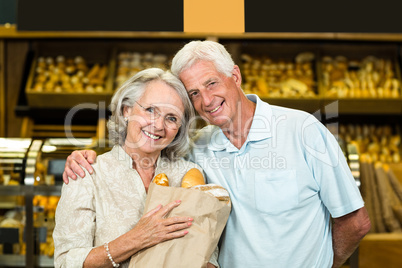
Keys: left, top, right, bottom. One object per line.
{"left": 209, "top": 246, "right": 220, "bottom": 267}
{"left": 302, "top": 115, "right": 364, "bottom": 218}
{"left": 53, "top": 169, "right": 96, "bottom": 268}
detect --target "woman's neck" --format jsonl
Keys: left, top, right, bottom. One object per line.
{"left": 122, "top": 144, "right": 160, "bottom": 192}
{"left": 122, "top": 144, "right": 159, "bottom": 169}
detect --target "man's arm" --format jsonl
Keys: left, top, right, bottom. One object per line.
{"left": 63, "top": 150, "right": 97, "bottom": 184}
{"left": 332, "top": 206, "right": 371, "bottom": 268}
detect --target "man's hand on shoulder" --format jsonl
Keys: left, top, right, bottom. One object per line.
{"left": 63, "top": 150, "right": 97, "bottom": 184}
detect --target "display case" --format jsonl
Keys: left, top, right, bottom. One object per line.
{"left": 218, "top": 39, "right": 402, "bottom": 115}
{"left": 25, "top": 41, "right": 115, "bottom": 109}
{"left": 18, "top": 38, "right": 402, "bottom": 118}
{"left": 0, "top": 138, "right": 30, "bottom": 267}
{"left": 0, "top": 137, "right": 110, "bottom": 268}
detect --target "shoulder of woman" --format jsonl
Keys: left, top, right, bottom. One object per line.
{"left": 93, "top": 148, "right": 127, "bottom": 168}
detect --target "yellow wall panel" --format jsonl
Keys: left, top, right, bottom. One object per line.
{"left": 184, "top": 0, "right": 244, "bottom": 33}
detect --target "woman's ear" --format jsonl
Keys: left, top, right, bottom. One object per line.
{"left": 123, "top": 106, "right": 132, "bottom": 117}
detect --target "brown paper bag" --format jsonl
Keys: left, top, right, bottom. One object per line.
{"left": 129, "top": 183, "right": 231, "bottom": 268}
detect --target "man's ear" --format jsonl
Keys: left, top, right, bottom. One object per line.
{"left": 232, "top": 65, "right": 242, "bottom": 87}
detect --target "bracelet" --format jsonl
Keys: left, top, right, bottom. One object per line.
{"left": 104, "top": 242, "right": 120, "bottom": 268}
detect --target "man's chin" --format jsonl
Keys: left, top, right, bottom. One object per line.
{"left": 210, "top": 118, "right": 232, "bottom": 129}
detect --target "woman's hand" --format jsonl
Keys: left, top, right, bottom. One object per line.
{"left": 83, "top": 200, "right": 193, "bottom": 267}
{"left": 63, "top": 150, "right": 97, "bottom": 184}
{"left": 131, "top": 200, "right": 193, "bottom": 249}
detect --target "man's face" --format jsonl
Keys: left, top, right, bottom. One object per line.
{"left": 179, "top": 61, "right": 242, "bottom": 129}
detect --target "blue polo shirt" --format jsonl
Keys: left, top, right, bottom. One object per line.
{"left": 189, "top": 95, "right": 364, "bottom": 268}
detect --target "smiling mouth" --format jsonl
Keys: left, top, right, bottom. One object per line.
{"left": 143, "top": 130, "right": 161, "bottom": 140}
{"left": 208, "top": 102, "right": 224, "bottom": 114}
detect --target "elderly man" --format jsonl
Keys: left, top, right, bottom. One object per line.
{"left": 64, "top": 40, "right": 370, "bottom": 268}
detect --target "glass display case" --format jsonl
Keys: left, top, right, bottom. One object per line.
{"left": 0, "top": 138, "right": 31, "bottom": 267}
{"left": 0, "top": 137, "right": 110, "bottom": 267}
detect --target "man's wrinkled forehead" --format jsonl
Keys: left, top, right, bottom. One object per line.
{"left": 179, "top": 61, "right": 219, "bottom": 91}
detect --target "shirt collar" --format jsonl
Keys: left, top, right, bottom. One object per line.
{"left": 113, "top": 145, "right": 133, "bottom": 168}
{"left": 207, "top": 127, "right": 232, "bottom": 152}
{"left": 207, "top": 94, "right": 273, "bottom": 152}
{"left": 247, "top": 94, "right": 273, "bottom": 142}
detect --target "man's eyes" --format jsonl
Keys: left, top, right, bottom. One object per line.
{"left": 189, "top": 91, "right": 199, "bottom": 98}
{"left": 208, "top": 82, "right": 216, "bottom": 86}
{"left": 188, "top": 82, "right": 216, "bottom": 99}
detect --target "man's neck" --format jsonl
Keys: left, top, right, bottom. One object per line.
{"left": 221, "top": 98, "right": 256, "bottom": 149}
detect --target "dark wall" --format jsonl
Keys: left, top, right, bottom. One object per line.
{"left": 0, "top": 0, "right": 17, "bottom": 24}
{"left": 17, "top": 0, "right": 183, "bottom": 31}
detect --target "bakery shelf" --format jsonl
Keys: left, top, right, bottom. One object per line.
{"left": 260, "top": 97, "right": 321, "bottom": 113}
{"left": 33, "top": 185, "right": 62, "bottom": 196}
{"left": 223, "top": 41, "right": 320, "bottom": 100}
{"left": 321, "top": 98, "right": 402, "bottom": 115}
{"left": 112, "top": 40, "right": 189, "bottom": 91}
{"left": 0, "top": 254, "right": 25, "bottom": 267}
{"left": 4, "top": 25, "right": 402, "bottom": 42}
{"left": 0, "top": 186, "right": 24, "bottom": 196}
{"left": 0, "top": 254, "right": 54, "bottom": 267}
{"left": 1, "top": 29, "right": 402, "bottom": 268}
{"left": 25, "top": 41, "right": 115, "bottom": 109}
{"left": 0, "top": 185, "right": 62, "bottom": 196}
{"left": 318, "top": 43, "right": 402, "bottom": 103}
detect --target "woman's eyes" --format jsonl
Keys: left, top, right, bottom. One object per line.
{"left": 166, "top": 116, "right": 178, "bottom": 123}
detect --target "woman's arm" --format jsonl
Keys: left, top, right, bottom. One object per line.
{"left": 83, "top": 201, "right": 193, "bottom": 267}
{"left": 53, "top": 175, "right": 97, "bottom": 267}
{"left": 54, "top": 173, "right": 193, "bottom": 267}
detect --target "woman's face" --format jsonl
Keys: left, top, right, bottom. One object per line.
{"left": 123, "top": 80, "right": 185, "bottom": 157}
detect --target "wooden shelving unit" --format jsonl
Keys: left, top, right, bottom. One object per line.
{"left": 1, "top": 24, "right": 402, "bottom": 268}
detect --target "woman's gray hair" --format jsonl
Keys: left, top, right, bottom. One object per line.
{"left": 107, "top": 68, "right": 195, "bottom": 160}
{"left": 171, "top": 40, "right": 235, "bottom": 78}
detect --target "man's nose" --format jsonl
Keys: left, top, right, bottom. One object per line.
{"left": 200, "top": 90, "right": 213, "bottom": 107}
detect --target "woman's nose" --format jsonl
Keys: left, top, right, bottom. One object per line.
{"left": 151, "top": 115, "right": 165, "bottom": 129}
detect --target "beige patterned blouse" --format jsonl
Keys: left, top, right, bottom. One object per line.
{"left": 53, "top": 145, "right": 218, "bottom": 268}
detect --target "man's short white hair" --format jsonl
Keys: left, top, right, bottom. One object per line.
{"left": 171, "top": 40, "right": 235, "bottom": 78}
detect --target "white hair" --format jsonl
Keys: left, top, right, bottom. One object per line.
{"left": 171, "top": 40, "right": 235, "bottom": 77}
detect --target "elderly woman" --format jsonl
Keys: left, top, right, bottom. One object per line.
{"left": 53, "top": 68, "right": 217, "bottom": 267}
